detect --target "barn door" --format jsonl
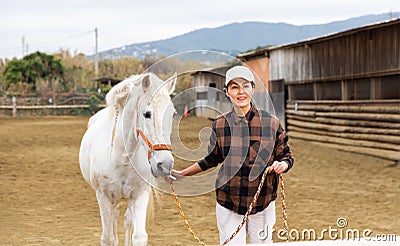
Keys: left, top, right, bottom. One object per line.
{"left": 207, "top": 82, "right": 217, "bottom": 118}
{"left": 269, "top": 79, "right": 287, "bottom": 130}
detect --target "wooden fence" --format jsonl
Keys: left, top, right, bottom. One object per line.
{"left": 286, "top": 100, "right": 400, "bottom": 161}
{"left": 0, "top": 95, "right": 105, "bottom": 116}
{"left": 0, "top": 105, "right": 92, "bottom": 116}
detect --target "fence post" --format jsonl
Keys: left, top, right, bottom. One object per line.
{"left": 12, "top": 96, "right": 17, "bottom": 117}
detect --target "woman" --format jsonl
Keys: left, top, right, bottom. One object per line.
{"left": 171, "top": 66, "right": 294, "bottom": 244}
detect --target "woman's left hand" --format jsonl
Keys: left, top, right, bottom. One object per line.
{"left": 269, "top": 161, "right": 288, "bottom": 174}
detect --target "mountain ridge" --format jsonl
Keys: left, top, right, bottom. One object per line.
{"left": 97, "top": 12, "right": 400, "bottom": 60}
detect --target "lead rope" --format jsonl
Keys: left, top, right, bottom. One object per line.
{"left": 170, "top": 183, "right": 206, "bottom": 246}
{"left": 170, "top": 166, "right": 289, "bottom": 245}
{"left": 279, "top": 173, "right": 289, "bottom": 240}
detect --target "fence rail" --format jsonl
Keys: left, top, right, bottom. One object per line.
{"left": 0, "top": 104, "right": 99, "bottom": 116}
{"left": 0, "top": 95, "right": 106, "bottom": 116}
{"left": 0, "top": 96, "right": 91, "bottom": 105}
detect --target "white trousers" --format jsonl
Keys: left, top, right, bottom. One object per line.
{"left": 216, "top": 201, "right": 276, "bottom": 245}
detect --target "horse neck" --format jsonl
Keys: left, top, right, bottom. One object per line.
{"left": 120, "top": 88, "right": 145, "bottom": 151}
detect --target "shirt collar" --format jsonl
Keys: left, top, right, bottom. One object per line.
{"left": 230, "top": 104, "right": 257, "bottom": 125}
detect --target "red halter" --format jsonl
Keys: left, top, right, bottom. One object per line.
{"left": 135, "top": 95, "right": 172, "bottom": 160}
{"left": 136, "top": 129, "right": 172, "bottom": 160}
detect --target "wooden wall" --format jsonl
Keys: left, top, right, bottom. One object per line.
{"left": 243, "top": 57, "right": 270, "bottom": 89}
{"left": 270, "top": 20, "right": 400, "bottom": 83}
{"left": 286, "top": 100, "right": 400, "bottom": 161}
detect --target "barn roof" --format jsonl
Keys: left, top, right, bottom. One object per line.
{"left": 191, "top": 65, "right": 234, "bottom": 77}
{"left": 238, "top": 17, "right": 400, "bottom": 60}
{"left": 93, "top": 77, "right": 122, "bottom": 86}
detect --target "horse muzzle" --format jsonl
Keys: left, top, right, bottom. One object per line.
{"left": 149, "top": 150, "right": 174, "bottom": 177}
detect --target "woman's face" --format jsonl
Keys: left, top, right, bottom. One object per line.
{"left": 226, "top": 78, "right": 254, "bottom": 109}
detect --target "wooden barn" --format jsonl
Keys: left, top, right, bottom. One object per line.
{"left": 191, "top": 65, "right": 274, "bottom": 119}
{"left": 191, "top": 66, "right": 233, "bottom": 119}
{"left": 93, "top": 76, "right": 122, "bottom": 88}
{"left": 237, "top": 50, "right": 285, "bottom": 126}
{"left": 239, "top": 18, "right": 400, "bottom": 161}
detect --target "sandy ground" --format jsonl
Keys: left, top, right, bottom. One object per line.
{"left": 0, "top": 116, "right": 399, "bottom": 245}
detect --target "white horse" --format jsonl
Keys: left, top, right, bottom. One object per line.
{"left": 79, "top": 73, "right": 177, "bottom": 245}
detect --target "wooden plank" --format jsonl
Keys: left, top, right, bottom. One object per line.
{"left": 288, "top": 126, "right": 400, "bottom": 151}
{"left": 286, "top": 109, "right": 316, "bottom": 117}
{"left": 16, "top": 105, "right": 90, "bottom": 109}
{"left": 286, "top": 114, "right": 398, "bottom": 129}
{"left": 288, "top": 122, "right": 400, "bottom": 144}
{"left": 289, "top": 125, "right": 400, "bottom": 145}
{"left": 0, "top": 106, "right": 14, "bottom": 109}
{"left": 287, "top": 99, "right": 400, "bottom": 105}
{"left": 286, "top": 104, "right": 400, "bottom": 113}
{"left": 288, "top": 131, "right": 400, "bottom": 161}
{"left": 315, "top": 112, "right": 400, "bottom": 122}
{"left": 287, "top": 109, "right": 400, "bottom": 122}
{"left": 287, "top": 118, "right": 400, "bottom": 136}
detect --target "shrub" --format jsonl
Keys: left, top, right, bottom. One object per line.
{"left": 86, "top": 95, "right": 101, "bottom": 115}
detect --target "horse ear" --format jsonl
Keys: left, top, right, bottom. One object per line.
{"left": 142, "top": 74, "right": 150, "bottom": 92}
{"left": 166, "top": 72, "right": 177, "bottom": 95}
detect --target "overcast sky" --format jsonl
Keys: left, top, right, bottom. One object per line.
{"left": 1, "top": 0, "right": 400, "bottom": 59}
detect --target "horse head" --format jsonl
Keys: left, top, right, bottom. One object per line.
{"left": 132, "top": 73, "right": 177, "bottom": 177}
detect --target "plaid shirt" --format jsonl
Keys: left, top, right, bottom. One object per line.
{"left": 198, "top": 105, "right": 294, "bottom": 215}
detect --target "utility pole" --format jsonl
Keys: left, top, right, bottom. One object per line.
{"left": 22, "top": 36, "right": 25, "bottom": 57}
{"left": 95, "top": 28, "right": 99, "bottom": 78}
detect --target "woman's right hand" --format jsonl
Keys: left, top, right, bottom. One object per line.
{"left": 169, "top": 163, "right": 202, "bottom": 182}
{"left": 170, "top": 169, "right": 185, "bottom": 181}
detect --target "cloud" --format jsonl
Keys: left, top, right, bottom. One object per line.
{"left": 1, "top": 0, "right": 400, "bottom": 58}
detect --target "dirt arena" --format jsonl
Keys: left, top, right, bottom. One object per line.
{"left": 0, "top": 116, "right": 399, "bottom": 245}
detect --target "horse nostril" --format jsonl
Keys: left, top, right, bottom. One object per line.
{"left": 157, "top": 162, "right": 171, "bottom": 176}
{"left": 157, "top": 162, "right": 165, "bottom": 171}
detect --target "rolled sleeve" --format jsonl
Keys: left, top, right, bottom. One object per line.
{"left": 275, "top": 124, "right": 294, "bottom": 172}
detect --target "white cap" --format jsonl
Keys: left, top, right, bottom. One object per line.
{"left": 225, "top": 65, "right": 255, "bottom": 86}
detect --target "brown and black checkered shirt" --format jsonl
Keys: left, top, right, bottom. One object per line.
{"left": 198, "top": 105, "right": 294, "bottom": 215}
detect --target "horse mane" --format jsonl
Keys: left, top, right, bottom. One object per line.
{"left": 105, "top": 75, "right": 140, "bottom": 109}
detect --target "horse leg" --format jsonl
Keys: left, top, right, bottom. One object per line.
{"left": 96, "top": 190, "right": 120, "bottom": 246}
{"left": 124, "top": 206, "right": 133, "bottom": 246}
{"left": 126, "top": 189, "right": 149, "bottom": 246}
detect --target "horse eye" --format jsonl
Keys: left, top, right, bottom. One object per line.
{"left": 143, "top": 111, "right": 152, "bottom": 119}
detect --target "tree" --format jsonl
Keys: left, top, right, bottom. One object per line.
{"left": 24, "top": 51, "right": 64, "bottom": 84}
{"left": 0, "top": 59, "right": 6, "bottom": 93}
{"left": 3, "top": 58, "right": 28, "bottom": 85}
{"left": 3, "top": 51, "right": 64, "bottom": 91}
{"left": 98, "top": 57, "right": 144, "bottom": 79}
{"left": 111, "top": 57, "right": 144, "bottom": 78}
{"left": 54, "top": 50, "right": 94, "bottom": 90}
{"left": 244, "top": 45, "right": 272, "bottom": 53}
